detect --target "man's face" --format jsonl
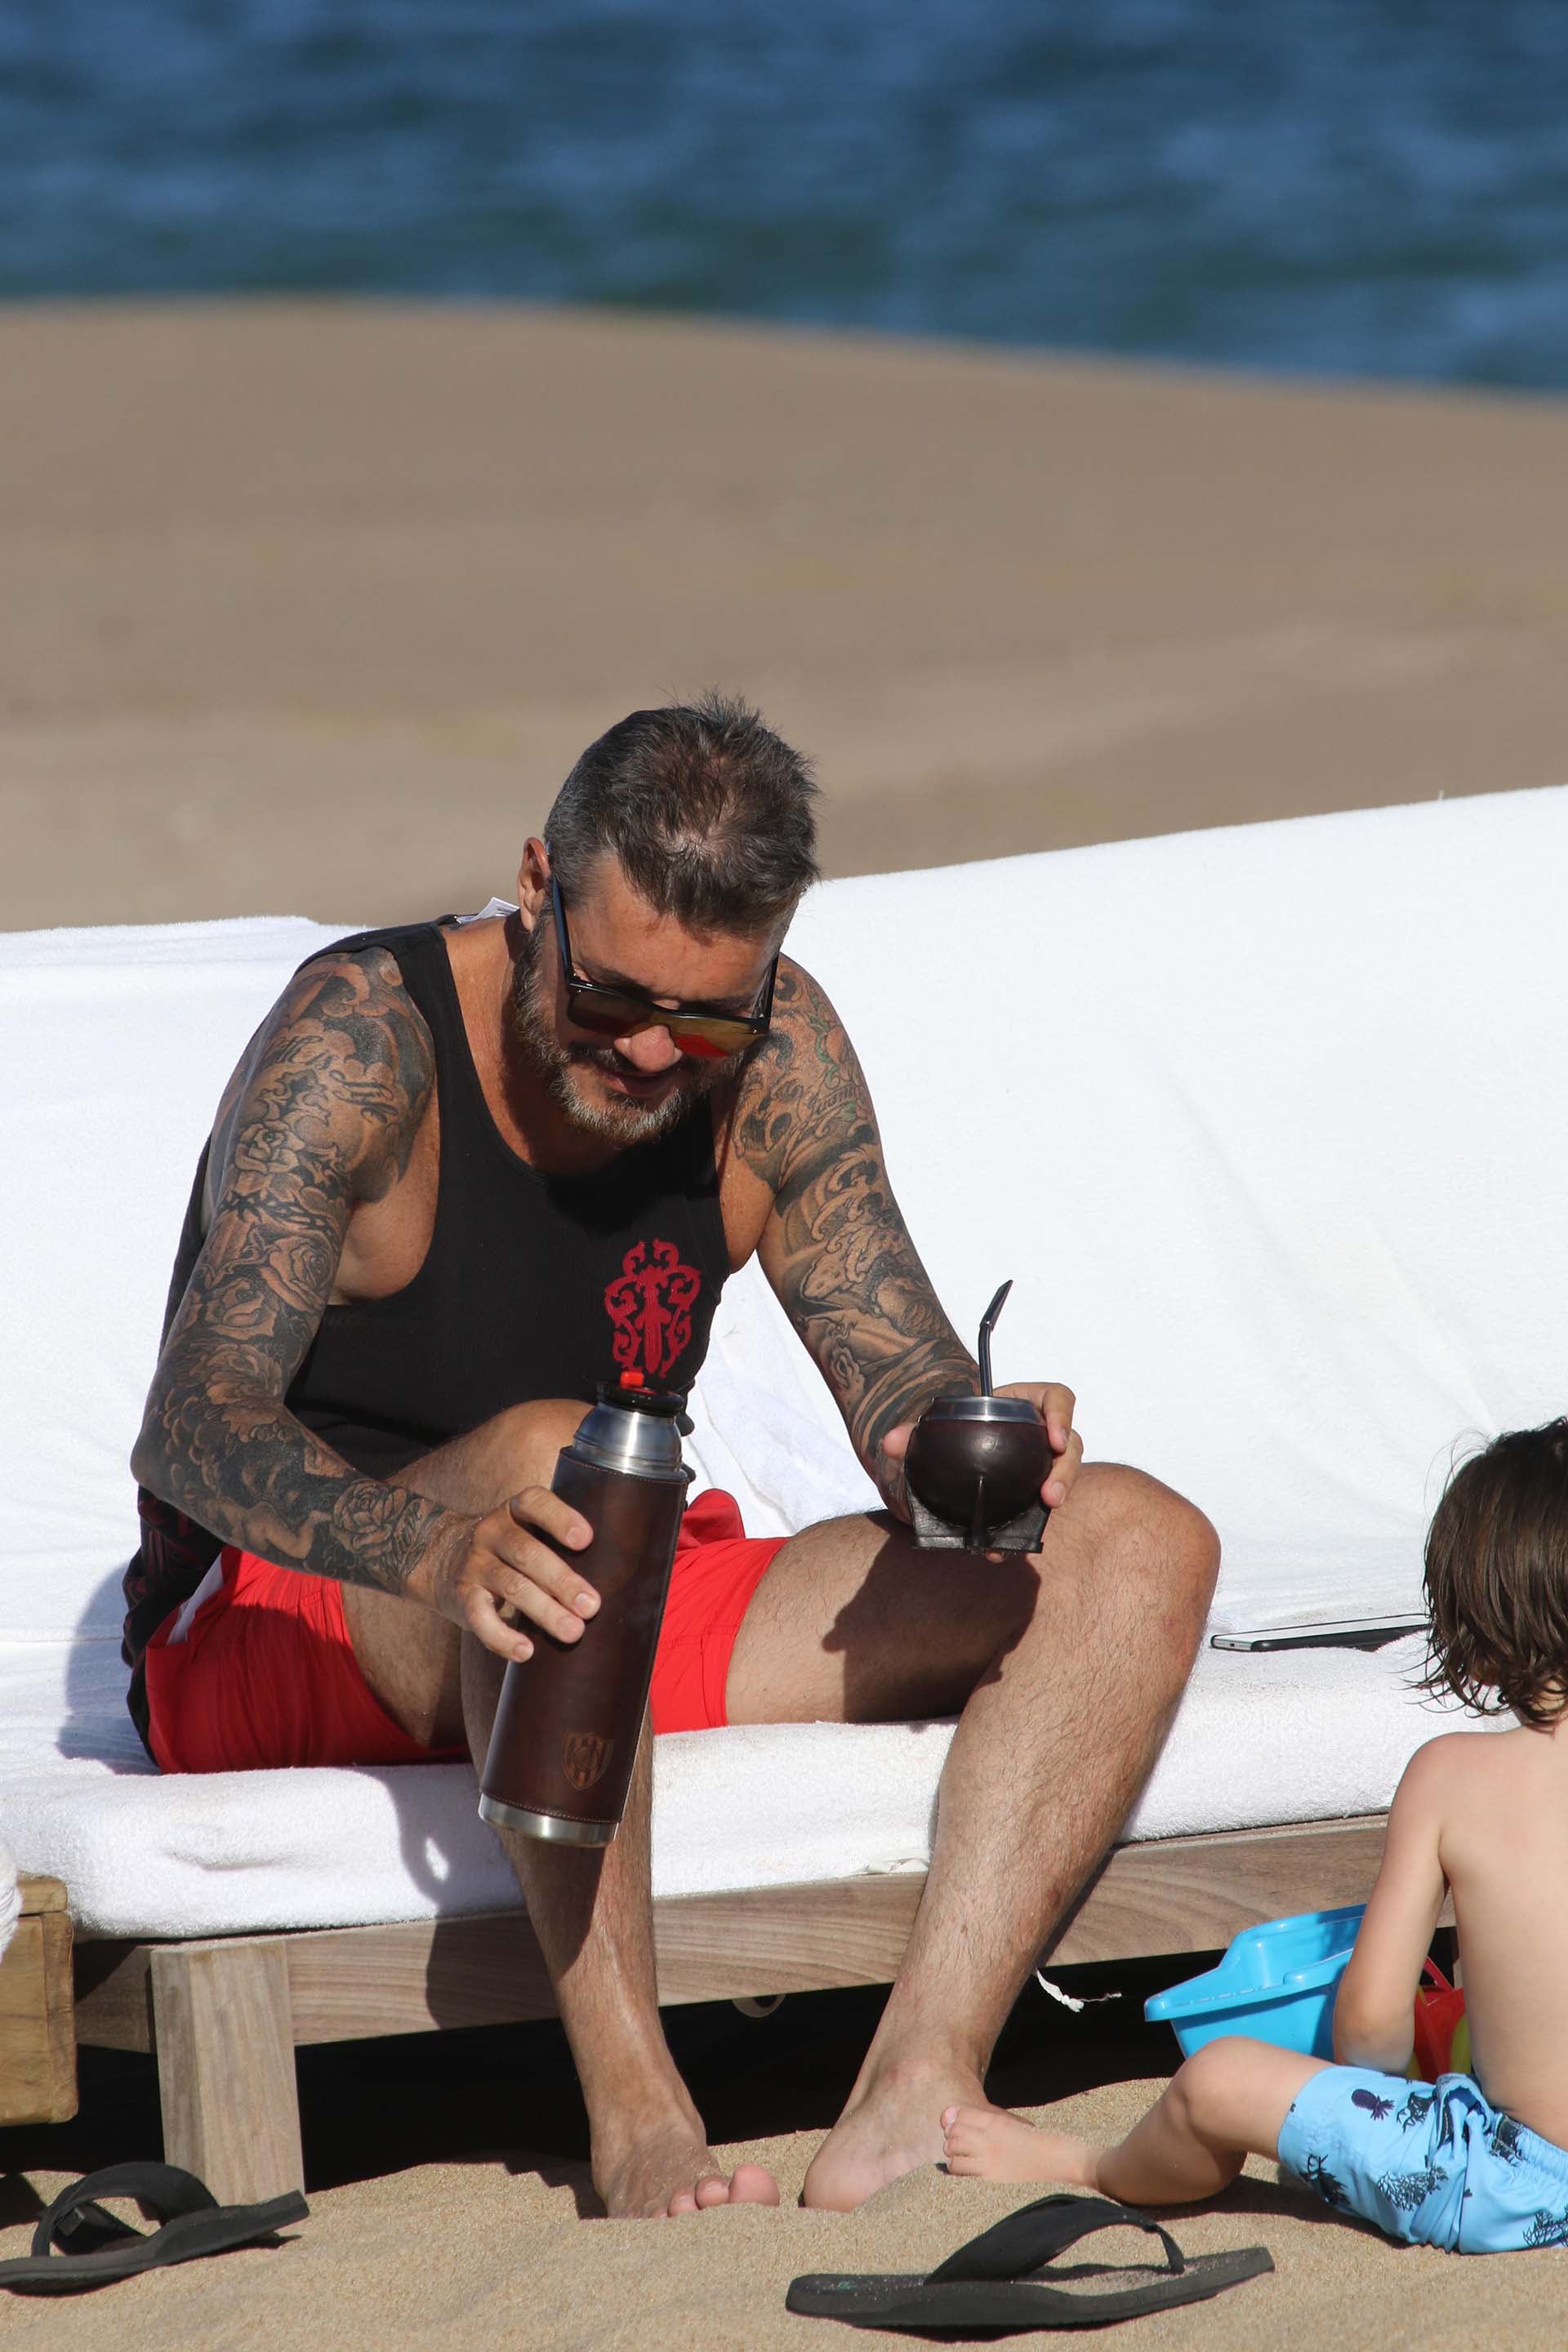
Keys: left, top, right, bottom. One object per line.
{"left": 510, "top": 855, "right": 778, "bottom": 1146}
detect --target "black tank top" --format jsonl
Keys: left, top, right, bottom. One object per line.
{"left": 287, "top": 919, "right": 732, "bottom": 1470}
{"left": 122, "top": 916, "right": 733, "bottom": 1736}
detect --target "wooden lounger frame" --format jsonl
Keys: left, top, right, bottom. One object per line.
{"left": 69, "top": 1812, "right": 1401, "bottom": 2203}
{"left": 1, "top": 1878, "right": 77, "bottom": 2127}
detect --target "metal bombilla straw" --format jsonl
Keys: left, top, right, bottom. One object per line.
{"left": 976, "top": 1276, "right": 1013, "bottom": 1398}
{"left": 964, "top": 1278, "right": 1014, "bottom": 1546}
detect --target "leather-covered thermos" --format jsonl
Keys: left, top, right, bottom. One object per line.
{"left": 478, "top": 1382, "right": 693, "bottom": 1846}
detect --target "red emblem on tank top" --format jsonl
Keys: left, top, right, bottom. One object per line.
{"left": 604, "top": 1239, "right": 702, "bottom": 1382}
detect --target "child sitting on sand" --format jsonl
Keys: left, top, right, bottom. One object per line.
{"left": 943, "top": 1420, "right": 1568, "bottom": 2254}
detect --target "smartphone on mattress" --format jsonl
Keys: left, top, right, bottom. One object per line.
{"left": 1209, "top": 1613, "right": 1425, "bottom": 1653}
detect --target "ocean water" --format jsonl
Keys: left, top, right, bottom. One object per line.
{"left": 2, "top": 0, "right": 1567, "bottom": 391}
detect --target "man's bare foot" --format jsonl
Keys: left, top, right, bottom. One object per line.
{"left": 666, "top": 2159, "right": 781, "bottom": 2218}
{"left": 941, "top": 2102, "right": 1100, "bottom": 2187}
{"left": 594, "top": 2106, "right": 781, "bottom": 2219}
{"left": 802, "top": 2058, "right": 989, "bottom": 2212}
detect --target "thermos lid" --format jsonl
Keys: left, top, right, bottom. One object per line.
{"left": 569, "top": 1379, "right": 694, "bottom": 1477}
{"left": 599, "top": 1374, "right": 693, "bottom": 1426}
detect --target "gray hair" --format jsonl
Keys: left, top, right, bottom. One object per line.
{"left": 545, "top": 692, "right": 819, "bottom": 935}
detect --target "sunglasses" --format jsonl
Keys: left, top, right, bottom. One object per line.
{"left": 549, "top": 875, "right": 777, "bottom": 1060}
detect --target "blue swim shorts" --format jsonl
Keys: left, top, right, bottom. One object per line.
{"left": 1279, "top": 2066, "right": 1568, "bottom": 2253}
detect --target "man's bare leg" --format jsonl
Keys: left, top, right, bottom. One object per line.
{"left": 341, "top": 1401, "right": 778, "bottom": 2217}
{"left": 724, "top": 1463, "right": 1218, "bottom": 2212}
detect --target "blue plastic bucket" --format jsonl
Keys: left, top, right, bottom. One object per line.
{"left": 1144, "top": 1905, "right": 1366, "bottom": 2060}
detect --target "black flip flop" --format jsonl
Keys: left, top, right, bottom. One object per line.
{"left": 788, "top": 2191, "right": 1273, "bottom": 2334}
{"left": 0, "top": 2162, "right": 308, "bottom": 2295}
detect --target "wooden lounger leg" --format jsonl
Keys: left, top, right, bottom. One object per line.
{"left": 0, "top": 1879, "right": 78, "bottom": 2126}
{"left": 149, "top": 1943, "right": 305, "bottom": 2202}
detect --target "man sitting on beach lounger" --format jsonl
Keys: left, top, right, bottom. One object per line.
{"left": 126, "top": 693, "right": 1218, "bottom": 2218}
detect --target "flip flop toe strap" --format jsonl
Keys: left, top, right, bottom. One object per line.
{"left": 33, "top": 2163, "right": 220, "bottom": 2257}
{"left": 785, "top": 2192, "right": 1273, "bottom": 2331}
{"left": 0, "top": 2163, "right": 308, "bottom": 2295}
{"left": 926, "top": 2191, "right": 1185, "bottom": 2284}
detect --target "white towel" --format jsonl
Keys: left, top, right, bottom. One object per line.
{"left": 0, "top": 1631, "right": 1492, "bottom": 1940}
{"left": 0, "top": 915, "right": 357, "bottom": 1644}
{"left": 0, "top": 1834, "right": 19, "bottom": 1960}
{"left": 687, "top": 1258, "right": 880, "bottom": 1535}
{"left": 767, "top": 787, "right": 1568, "bottom": 1615}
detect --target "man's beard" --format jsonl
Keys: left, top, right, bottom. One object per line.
{"left": 507, "top": 933, "right": 743, "bottom": 1147}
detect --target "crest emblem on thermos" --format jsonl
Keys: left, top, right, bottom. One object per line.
{"left": 563, "top": 1731, "right": 613, "bottom": 1791}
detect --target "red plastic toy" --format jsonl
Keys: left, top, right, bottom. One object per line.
{"left": 1410, "top": 1957, "right": 1470, "bottom": 2078}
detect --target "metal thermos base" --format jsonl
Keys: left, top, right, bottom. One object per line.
{"left": 478, "top": 1793, "right": 617, "bottom": 1846}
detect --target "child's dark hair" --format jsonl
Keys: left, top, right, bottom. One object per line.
{"left": 1422, "top": 1419, "right": 1568, "bottom": 1727}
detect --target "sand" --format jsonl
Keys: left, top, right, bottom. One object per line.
{"left": 7, "top": 301, "right": 1568, "bottom": 2341}
{"left": 6, "top": 2085, "right": 1567, "bottom": 2348}
{"left": 4, "top": 301, "right": 1568, "bottom": 931}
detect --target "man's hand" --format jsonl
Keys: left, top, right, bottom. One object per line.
{"left": 878, "top": 1381, "right": 1083, "bottom": 1524}
{"left": 996, "top": 1381, "right": 1082, "bottom": 1510}
{"left": 408, "top": 1490, "right": 601, "bottom": 1663}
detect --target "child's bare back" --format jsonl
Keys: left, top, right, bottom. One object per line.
{"left": 1421, "top": 1720, "right": 1568, "bottom": 2144}
{"left": 944, "top": 1419, "right": 1568, "bottom": 2256}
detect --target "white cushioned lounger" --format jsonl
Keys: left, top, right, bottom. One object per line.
{"left": 6, "top": 783, "right": 1567, "bottom": 1944}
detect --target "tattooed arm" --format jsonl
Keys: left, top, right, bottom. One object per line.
{"left": 131, "top": 948, "right": 458, "bottom": 1597}
{"left": 733, "top": 962, "right": 978, "bottom": 1510}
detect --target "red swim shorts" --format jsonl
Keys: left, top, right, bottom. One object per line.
{"left": 143, "top": 1488, "right": 785, "bottom": 1775}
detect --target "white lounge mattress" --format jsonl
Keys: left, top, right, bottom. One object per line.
{"left": 5, "top": 791, "right": 1561, "bottom": 1944}
{"left": 0, "top": 1631, "right": 1479, "bottom": 1940}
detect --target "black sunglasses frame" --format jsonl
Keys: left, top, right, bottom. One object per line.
{"left": 548, "top": 874, "right": 777, "bottom": 1057}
